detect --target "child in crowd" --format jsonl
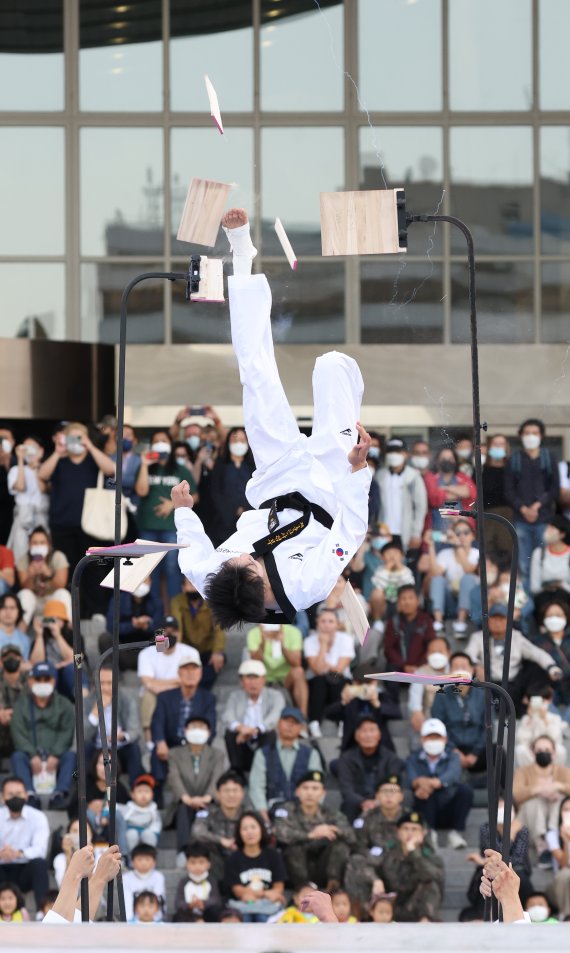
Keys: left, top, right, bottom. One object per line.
{"left": 330, "top": 887, "right": 358, "bottom": 923}
{"left": 130, "top": 891, "right": 162, "bottom": 924}
{"left": 220, "top": 908, "right": 243, "bottom": 923}
{"left": 53, "top": 818, "right": 94, "bottom": 887}
{"left": 122, "top": 844, "right": 166, "bottom": 922}
{"left": 0, "top": 883, "right": 29, "bottom": 922}
{"left": 174, "top": 843, "right": 222, "bottom": 921}
{"left": 36, "top": 890, "right": 59, "bottom": 921}
{"left": 273, "top": 883, "right": 320, "bottom": 923}
{"left": 121, "top": 774, "right": 162, "bottom": 852}
{"left": 369, "top": 893, "right": 396, "bottom": 923}
{"left": 369, "top": 541, "right": 415, "bottom": 621}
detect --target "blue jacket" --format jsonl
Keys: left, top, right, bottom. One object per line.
{"left": 431, "top": 687, "right": 486, "bottom": 755}
{"left": 105, "top": 589, "right": 163, "bottom": 639}
{"left": 151, "top": 686, "right": 217, "bottom": 748}
{"left": 405, "top": 743, "right": 462, "bottom": 790}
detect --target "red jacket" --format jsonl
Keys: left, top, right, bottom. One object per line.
{"left": 384, "top": 610, "right": 436, "bottom": 670}
{"left": 423, "top": 470, "right": 477, "bottom": 530}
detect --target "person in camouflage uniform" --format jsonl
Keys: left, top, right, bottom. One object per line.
{"left": 344, "top": 774, "right": 405, "bottom": 902}
{"left": 375, "top": 810, "right": 444, "bottom": 921}
{"left": 273, "top": 769, "right": 356, "bottom": 889}
{"left": 190, "top": 769, "right": 247, "bottom": 880}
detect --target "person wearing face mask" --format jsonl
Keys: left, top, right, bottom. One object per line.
{"left": 104, "top": 421, "right": 142, "bottom": 537}
{"left": 530, "top": 515, "right": 570, "bottom": 621}
{"left": 455, "top": 434, "right": 475, "bottom": 478}
{"left": 375, "top": 437, "right": 427, "bottom": 562}
{"left": 409, "top": 439, "right": 432, "bottom": 475}
{"left": 513, "top": 734, "right": 570, "bottom": 862}
{"left": 0, "top": 775, "right": 50, "bottom": 909}
{"left": 135, "top": 430, "right": 198, "bottom": 605}
{"left": 350, "top": 525, "right": 393, "bottom": 604}
{"left": 170, "top": 577, "right": 226, "bottom": 689}
{"left": 208, "top": 427, "right": 255, "bottom": 546}
{"left": 166, "top": 714, "right": 225, "bottom": 856}
{"left": 9, "top": 661, "right": 76, "bottom": 810}
{"left": 29, "top": 599, "right": 75, "bottom": 701}
{"left": 423, "top": 448, "right": 476, "bottom": 549}
{"left": 52, "top": 817, "right": 95, "bottom": 887}
{"left": 482, "top": 433, "right": 514, "bottom": 555}
{"left": 515, "top": 685, "right": 566, "bottom": 767}
{"left": 6, "top": 436, "right": 49, "bottom": 562}
{"left": 15, "top": 526, "right": 70, "bottom": 628}
{"left": 505, "top": 418, "right": 560, "bottom": 593}
{"left": 0, "top": 646, "right": 27, "bottom": 758}
{"left": 99, "top": 575, "right": 163, "bottom": 672}
{"left": 408, "top": 636, "right": 451, "bottom": 739}
{"left": 0, "top": 427, "right": 16, "bottom": 546}
{"left": 533, "top": 602, "right": 570, "bottom": 709}
{"left": 431, "top": 652, "right": 487, "bottom": 774}
{"left": 524, "top": 892, "right": 559, "bottom": 924}
{"left": 405, "top": 717, "right": 474, "bottom": 849}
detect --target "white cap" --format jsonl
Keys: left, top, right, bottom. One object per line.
{"left": 421, "top": 717, "right": 447, "bottom": 738}
{"left": 238, "top": 659, "right": 266, "bottom": 677}
{"left": 177, "top": 646, "right": 202, "bottom": 669}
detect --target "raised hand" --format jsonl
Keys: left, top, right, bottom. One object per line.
{"left": 171, "top": 480, "right": 194, "bottom": 509}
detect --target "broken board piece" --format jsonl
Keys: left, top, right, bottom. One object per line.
{"left": 274, "top": 217, "right": 297, "bottom": 270}
{"left": 320, "top": 188, "right": 405, "bottom": 256}
{"left": 177, "top": 177, "right": 231, "bottom": 247}
{"left": 340, "top": 580, "right": 370, "bottom": 646}
{"left": 205, "top": 74, "right": 224, "bottom": 134}
{"left": 190, "top": 256, "right": 224, "bottom": 302}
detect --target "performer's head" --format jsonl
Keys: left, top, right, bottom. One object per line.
{"left": 204, "top": 555, "right": 265, "bottom": 629}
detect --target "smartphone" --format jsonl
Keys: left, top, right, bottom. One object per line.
{"left": 432, "top": 530, "right": 446, "bottom": 543}
{"left": 190, "top": 405, "right": 206, "bottom": 416}
{"left": 146, "top": 451, "right": 160, "bottom": 461}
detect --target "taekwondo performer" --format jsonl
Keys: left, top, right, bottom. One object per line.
{"left": 171, "top": 208, "right": 371, "bottom": 629}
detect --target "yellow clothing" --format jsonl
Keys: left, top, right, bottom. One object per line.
{"left": 277, "top": 906, "right": 319, "bottom": 924}
{"left": 0, "top": 910, "right": 25, "bottom": 922}
{"left": 170, "top": 594, "right": 225, "bottom": 655}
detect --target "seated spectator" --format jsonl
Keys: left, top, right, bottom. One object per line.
{"left": 0, "top": 776, "right": 49, "bottom": 910}
{"left": 384, "top": 584, "right": 435, "bottom": 673}
{"left": 323, "top": 663, "right": 401, "bottom": 753}
{"left": 192, "top": 770, "right": 246, "bottom": 882}
{"left": 318, "top": 574, "right": 370, "bottom": 641}
{"left": 122, "top": 844, "right": 166, "bottom": 922}
{"left": 170, "top": 578, "right": 225, "bottom": 688}
{"left": 52, "top": 817, "right": 95, "bottom": 887}
{"left": 208, "top": 428, "right": 255, "bottom": 547}
{"left": 7, "top": 437, "right": 49, "bottom": 562}
{"left": 166, "top": 714, "right": 225, "bottom": 856}
{"left": 99, "top": 578, "right": 163, "bottom": 671}
{"left": 369, "top": 540, "right": 415, "bottom": 625}
{"left": 369, "top": 893, "right": 396, "bottom": 923}
{"left": 10, "top": 661, "right": 76, "bottom": 809}
{"left": 548, "top": 796, "right": 570, "bottom": 917}
{"left": 351, "top": 529, "right": 391, "bottom": 604}
{"left": 0, "top": 594, "right": 30, "bottom": 659}
{"left": 225, "top": 811, "right": 286, "bottom": 923}
{"left": 273, "top": 769, "right": 356, "bottom": 889}
{"left": 120, "top": 774, "right": 162, "bottom": 853}
{"left": 174, "top": 843, "right": 222, "bottom": 922}
{"left": 425, "top": 520, "right": 479, "bottom": 636}
{"left": 515, "top": 685, "right": 566, "bottom": 767}
{"left": 247, "top": 621, "right": 307, "bottom": 717}
{"left": 405, "top": 717, "right": 474, "bottom": 849}
{"left": 530, "top": 515, "right": 570, "bottom": 619}
{"left": 408, "top": 636, "right": 451, "bottom": 737}
{"left": 150, "top": 647, "right": 216, "bottom": 791}
{"left": 336, "top": 715, "right": 403, "bottom": 822}
{"left": 80, "top": 750, "right": 128, "bottom": 857}
{"left": 83, "top": 662, "right": 143, "bottom": 786}
{"left": 0, "top": 881, "right": 29, "bottom": 921}
{"left": 0, "top": 645, "right": 27, "bottom": 758}
{"left": 344, "top": 774, "right": 405, "bottom": 903}
{"left": 431, "top": 651, "right": 487, "bottom": 773}
{"left": 524, "top": 892, "right": 558, "bottom": 923}
{"left": 136, "top": 615, "right": 186, "bottom": 745}
{"left": 222, "top": 659, "right": 284, "bottom": 774}
{"left": 373, "top": 810, "right": 444, "bottom": 922}
{"left": 329, "top": 886, "right": 358, "bottom": 923}
{"left": 273, "top": 882, "right": 320, "bottom": 923}
{"left": 466, "top": 602, "right": 563, "bottom": 716}
{"left": 513, "top": 734, "right": 570, "bottom": 860}
{"left": 29, "top": 599, "right": 74, "bottom": 701}
{"left": 16, "top": 526, "right": 70, "bottom": 627}
{"left": 423, "top": 447, "right": 476, "bottom": 546}
{"left": 532, "top": 600, "right": 570, "bottom": 710}
{"left": 0, "top": 544, "right": 15, "bottom": 599}
{"left": 303, "top": 608, "right": 355, "bottom": 739}
{"left": 130, "top": 889, "right": 161, "bottom": 924}
{"left": 248, "top": 707, "right": 322, "bottom": 821}
{"left": 468, "top": 555, "right": 502, "bottom": 629}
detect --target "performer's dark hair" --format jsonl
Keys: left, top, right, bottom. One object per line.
{"left": 204, "top": 562, "right": 265, "bottom": 629}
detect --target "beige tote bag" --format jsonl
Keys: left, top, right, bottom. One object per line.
{"left": 81, "top": 470, "right": 128, "bottom": 541}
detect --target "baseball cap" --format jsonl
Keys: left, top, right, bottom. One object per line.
{"left": 97, "top": 414, "right": 118, "bottom": 430}
{"left": 296, "top": 769, "right": 325, "bottom": 787}
{"left": 160, "top": 615, "right": 179, "bottom": 629}
{"left": 420, "top": 717, "right": 447, "bottom": 738}
{"left": 177, "top": 646, "right": 202, "bottom": 669}
{"left": 43, "top": 599, "right": 69, "bottom": 622}
{"left": 489, "top": 603, "right": 508, "bottom": 617}
{"left": 397, "top": 810, "right": 425, "bottom": 827}
{"left": 377, "top": 774, "right": 402, "bottom": 789}
{"left": 30, "top": 661, "right": 57, "bottom": 679}
{"left": 280, "top": 706, "right": 306, "bottom": 724}
{"left": 238, "top": 659, "right": 266, "bottom": 677}
{"left": 386, "top": 437, "right": 408, "bottom": 452}
{"left": 132, "top": 774, "right": 156, "bottom": 789}
{"left": 1, "top": 644, "right": 22, "bottom": 658}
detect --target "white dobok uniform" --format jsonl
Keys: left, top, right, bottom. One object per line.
{"left": 176, "top": 272, "right": 371, "bottom": 620}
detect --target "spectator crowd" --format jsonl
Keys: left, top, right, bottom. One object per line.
{"left": 1, "top": 411, "right": 570, "bottom": 924}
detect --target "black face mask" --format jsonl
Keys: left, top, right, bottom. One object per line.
{"left": 167, "top": 634, "right": 177, "bottom": 649}
{"left": 5, "top": 796, "right": 25, "bottom": 814}
{"left": 535, "top": 751, "right": 552, "bottom": 768}
{"left": 2, "top": 657, "right": 20, "bottom": 674}
{"left": 187, "top": 591, "right": 202, "bottom": 602}
{"left": 439, "top": 460, "right": 456, "bottom": 474}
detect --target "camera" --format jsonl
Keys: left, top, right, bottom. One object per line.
{"left": 190, "top": 405, "right": 206, "bottom": 416}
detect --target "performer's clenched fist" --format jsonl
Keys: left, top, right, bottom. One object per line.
{"left": 171, "top": 480, "right": 194, "bottom": 509}
{"left": 348, "top": 421, "right": 372, "bottom": 472}
{"left": 221, "top": 207, "right": 248, "bottom": 229}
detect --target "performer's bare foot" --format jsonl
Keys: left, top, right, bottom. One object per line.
{"left": 221, "top": 207, "right": 248, "bottom": 229}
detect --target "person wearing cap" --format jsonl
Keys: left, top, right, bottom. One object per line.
{"left": 405, "top": 716, "right": 473, "bottom": 850}
{"left": 137, "top": 614, "right": 191, "bottom": 745}
{"left": 150, "top": 646, "right": 216, "bottom": 792}
{"left": 246, "top": 620, "right": 307, "bottom": 717}
{"left": 166, "top": 713, "right": 226, "bottom": 855}
{"left": 273, "top": 768, "right": 355, "bottom": 889}
{"left": 248, "top": 707, "right": 322, "bottom": 821}
{"left": 15, "top": 525, "right": 70, "bottom": 628}
{"left": 0, "top": 645, "right": 27, "bottom": 758}
{"left": 99, "top": 576, "right": 164, "bottom": 672}
{"left": 83, "top": 662, "right": 143, "bottom": 786}
{"left": 375, "top": 436, "right": 427, "bottom": 567}
{"left": 222, "top": 659, "right": 285, "bottom": 774}
{"left": 191, "top": 770, "right": 247, "bottom": 881}
{"left": 431, "top": 651, "right": 487, "bottom": 774}
{"left": 120, "top": 774, "right": 162, "bottom": 853}
{"left": 29, "top": 598, "right": 75, "bottom": 701}
{"left": 466, "top": 601, "right": 563, "bottom": 716}
{"left": 372, "top": 810, "right": 444, "bottom": 921}
{"left": 10, "top": 660, "right": 76, "bottom": 809}
{"left": 344, "top": 775, "right": 405, "bottom": 903}
{"left": 170, "top": 577, "right": 226, "bottom": 688}
{"left": 335, "top": 714, "right": 403, "bottom": 823}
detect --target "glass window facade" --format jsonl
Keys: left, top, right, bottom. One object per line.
{"left": 1, "top": 0, "right": 569, "bottom": 348}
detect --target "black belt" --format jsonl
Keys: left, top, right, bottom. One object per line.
{"left": 260, "top": 492, "right": 333, "bottom": 534}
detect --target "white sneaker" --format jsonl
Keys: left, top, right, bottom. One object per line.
{"left": 433, "top": 620, "right": 444, "bottom": 632}
{"left": 447, "top": 829, "right": 467, "bottom": 849}
{"left": 452, "top": 621, "right": 468, "bottom": 637}
{"left": 176, "top": 851, "right": 187, "bottom": 869}
{"left": 428, "top": 829, "right": 439, "bottom": 850}
{"left": 308, "top": 720, "right": 322, "bottom": 739}
{"left": 372, "top": 620, "right": 385, "bottom": 633}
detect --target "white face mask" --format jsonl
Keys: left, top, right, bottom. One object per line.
{"left": 135, "top": 869, "right": 154, "bottom": 880}
{"left": 527, "top": 904, "right": 549, "bottom": 923}
{"left": 544, "top": 616, "right": 566, "bottom": 634}
{"left": 67, "top": 440, "right": 84, "bottom": 457}
{"left": 411, "top": 455, "right": 429, "bottom": 470}
{"left": 151, "top": 441, "right": 171, "bottom": 455}
{"left": 32, "top": 682, "right": 54, "bottom": 698}
{"left": 386, "top": 452, "right": 405, "bottom": 469}
{"left": 262, "top": 624, "right": 280, "bottom": 633}
{"left": 188, "top": 870, "right": 209, "bottom": 883}
{"left": 133, "top": 582, "right": 151, "bottom": 599}
{"left": 368, "top": 446, "right": 380, "bottom": 460}
{"left": 1, "top": 439, "right": 13, "bottom": 454}
{"left": 25, "top": 445, "right": 39, "bottom": 459}
{"left": 456, "top": 447, "right": 472, "bottom": 460}
{"left": 186, "top": 435, "right": 201, "bottom": 451}
{"left": 185, "top": 728, "right": 209, "bottom": 745}
{"left": 229, "top": 441, "right": 248, "bottom": 458}
{"left": 522, "top": 433, "right": 541, "bottom": 451}
{"left": 496, "top": 807, "right": 505, "bottom": 824}
{"left": 427, "top": 652, "right": 448, "bottom": 671}
{"left": 423, "top": 738, "right": 445, "bottom": 757}
{"left": 30, "top": 544, "right": 49, "bottom": 558}
{"left": 175, "top": 456, "right": 188, "bottom": 466}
